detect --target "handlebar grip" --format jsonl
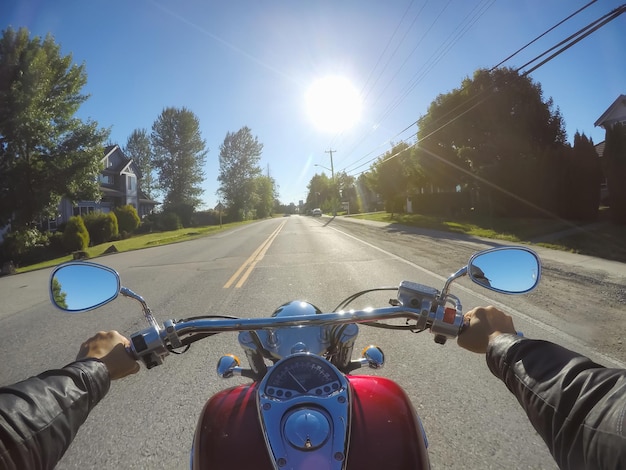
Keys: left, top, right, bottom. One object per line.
{"left": 125, "top": 345, "right": 139, "bottom": 360}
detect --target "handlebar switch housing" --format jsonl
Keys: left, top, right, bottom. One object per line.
{"left": 131, "top": 325, "right": 169, "bottom": 369}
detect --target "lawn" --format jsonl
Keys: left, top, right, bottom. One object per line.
{"left": 16, "top": 220, "right": 253, "bottom": 273}
{"left": 349, "top": 210, "right": 626, "bottom": 263}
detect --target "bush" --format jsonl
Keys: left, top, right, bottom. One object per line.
{"left": 158, "top": 212, "right": 182, "bottom": 231}
{"left": 114, "top": 205, "right": 141, "bottom": 234}
{"left": 138, "top": 220, "right": 154, "bottom": 233}
{"left": 166, "top": 203, "right": 194, "bottom": 227}
{"left": 193, "top": 210, "right": 220, "bottom": 226}
{"left": 63, "top": 216, "right": 90, "bottom": 252}
{"left": 47, "top": 231, "right": 65, "bottom": 255}
{"left": 0, "top": 229, "right": 46, "bottom": 265}
{"left": 83, "top": 211, "right": 119, "bottom": 245}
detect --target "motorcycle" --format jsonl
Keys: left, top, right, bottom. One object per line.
{"left": 49, "top": 246, "right": 541, "bottom": 470}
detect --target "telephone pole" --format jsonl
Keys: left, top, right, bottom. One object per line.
{"left": 325, "top": 149, "right": 336, "bottom": 180}
{"left": 325, "top": 149, "right": 337, "bottom": 216}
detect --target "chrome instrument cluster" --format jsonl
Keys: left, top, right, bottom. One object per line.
{"left": 257, "top": 353, "right": 351, "bottom": 470}
{"left": 263, "top": 354, "right": 341, "bottom": 399}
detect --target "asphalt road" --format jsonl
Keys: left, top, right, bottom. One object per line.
{"left": 2, "top": 214, "right": 622, "bottom": 469}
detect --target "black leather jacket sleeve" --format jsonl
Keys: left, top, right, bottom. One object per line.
{"left": 0, "top": 359, "right": 110, "bottom": 470}
{"left": 487, "top": 334, "right": 626, "bottom": 470}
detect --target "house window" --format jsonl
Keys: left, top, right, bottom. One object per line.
{"left": 99, "top": 174, "right": 113, "bottom": 184}
{"left": 73, "top": 206, "right": 95, "bottom": 216}
{"left": 127, "top": 175, "right": 136, "bottom": 191}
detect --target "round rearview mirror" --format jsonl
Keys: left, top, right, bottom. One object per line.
{"left": 468, "top": 247, "right": 541, "bottom": 294}
{"left": 50, "top": 262, "right": 120, "bottom": 312}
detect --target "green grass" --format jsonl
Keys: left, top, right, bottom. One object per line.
{"left": 14, "top": 210, "right": 626, "bottom": 273}
{"left": 349, "top": 210, "right": 626, "bottom": 263}
{"left": 15, "top": 220, "right": 254, "bottom": 273}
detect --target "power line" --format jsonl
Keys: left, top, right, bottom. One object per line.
{"left": 490, "top": 0, "right": 598, "bottom": 71}
{"left": 340, "top": 0, "right": 494, "bottom": 172}
{"left": 343, "top": 3, "right": 626, "bottom": 178}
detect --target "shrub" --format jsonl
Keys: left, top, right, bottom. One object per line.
{"left": 47, "top": 231, "right": 65, "bottom": 255}
{"left": 0, "top": 229, "right": 46, "bottom": 265}
{"left": 114, "top": 205, "right": 141, "bottom": 234}
{"left": 83, "top": 211, "right": 119, "bottom": 245}
{"left": 63, "top": 216, "right": 90, "bottom": 252}
{"left": 193, "top": 210, "right": 219, "bottom": 226}
{"left": 166, "top": 203, "right": 194, "bottom": 227}
{"left": 158, "top": 212, "right": 182, "bottom": 231}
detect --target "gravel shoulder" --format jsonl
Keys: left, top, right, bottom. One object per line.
{"left": 323, "top": 215, "right": 626, "bottom": 365}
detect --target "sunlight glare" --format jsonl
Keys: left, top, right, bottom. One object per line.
{"left": 305, "top": 76, "right": 362, "bottom": 133}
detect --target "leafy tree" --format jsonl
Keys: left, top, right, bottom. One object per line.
{"left": 603, "top": 122, "right": 626, "bottom": 224}
{"left": 51, "top": 277, "right": 68, "bottom": 310}
{"left": 151, "top": 107, "right": 207, "bottom": 210}
{"left": 217, "top": 126, "right": 263, "bottom": 220}
{"left": 416, "top": 67, "right": 567, "bottom": 217}
{"left": 335, "top": 171, "right": 360, "bottom": 213}
{"left": 305, "top": 173, "right": 333, "bottom": 212}
{"left": 368, "top": 142, "right": 420, "bottom": 215}
{"left": 356, "top": 173, "right": 380, "bottom": 212}
{"left": 254, "top": 175, "right": 276, "bottom": 218}
{"left": 0, "top": 27, "right": 108, "bottom": 230}
{"left": 124, "top": 128, "right": 155, "bottom": 198}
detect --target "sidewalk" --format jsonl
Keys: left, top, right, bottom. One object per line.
{"left": 331, "top": 215, "right": 625, "bottom": 283}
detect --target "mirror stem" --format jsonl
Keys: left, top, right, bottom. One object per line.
{"left": 440, "top": 266, "right": 467, "bottom": 301}
{"left": 121, "top": 287, "right": 159, "bottom": 329}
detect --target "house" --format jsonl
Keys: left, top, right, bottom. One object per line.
{"left": 594, "top": 94, "right": 626, "bottom": 206}
{"left": 594, "top": 94, "right": 626, "bottom": 130}
{"left": 49, "top": 145, "right": 158, "bottom": 230}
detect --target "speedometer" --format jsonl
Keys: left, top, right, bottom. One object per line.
{"left": 264, "top": 355, "right": 341, "bottom": 399}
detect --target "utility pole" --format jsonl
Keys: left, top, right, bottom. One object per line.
{"left": 324, "top": 149, "right": 336, "bottom": 180}
{"left": 325, "top": 149, "right": 337, "bottom": 216}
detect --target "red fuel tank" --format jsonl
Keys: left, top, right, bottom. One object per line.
{"left": 192, "top": 375, "right": 429, "bottom": 469}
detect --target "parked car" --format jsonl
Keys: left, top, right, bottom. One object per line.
{"left": 312, "top": 208, "right": 322, "bottom": 216}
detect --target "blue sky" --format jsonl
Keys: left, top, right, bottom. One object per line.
{"left": 3, "top": 1, "right": 625, "bottom": 208}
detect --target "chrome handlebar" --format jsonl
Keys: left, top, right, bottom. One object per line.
{"left": 130, "top": 300, "right": 465, "bottom": 369}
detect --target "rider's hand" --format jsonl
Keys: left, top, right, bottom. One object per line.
{"left": 457, "top": 306, "right": 517, "bottom": 354}
{"left": 76, "top": 330, "right": 140, "bottom": 380}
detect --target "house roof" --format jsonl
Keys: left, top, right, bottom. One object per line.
{"left": 594, "top": 94, "right": 626, "bottom": 128}
{"left": 101, "top": 187, "right": 125, "bottom": 198}
{"left": 101, "top": 145, "right": 142, "bottom": 178}
{"left": 138, "top": 190, "right": 159, "bottom": 206}
{"left": 595, "top": 141, "right": 606, "bottom": 158}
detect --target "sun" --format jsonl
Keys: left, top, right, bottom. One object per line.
{"left": 305, "top": 76, "right": 362, "bottom": 133}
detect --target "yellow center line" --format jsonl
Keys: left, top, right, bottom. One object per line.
{"left": 223, "top": 220, "right": 286, "bottom": 289}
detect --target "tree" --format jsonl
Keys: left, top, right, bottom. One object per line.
{"left": 151, "top": 107, "right": 207, "bottom": 210}
{"left": 217, "top": 126, "right": 263, "bottom": 220}
{"left": 557, "top": 133, "right": 601, "bottom": 221}
{"left": 356, "top": 173, "right": 380, "bottom": 212}
{"left": 0, "top": 27, "right": 108, "bottom": 230}
{"left": 603, "top": 122, "right": 626, "bottom": 224}
{"left": 124, "top": 128, "right": 155, "bottom": 198}
{"left": 305, "top": 173, "right": 333, "bottom": 212}
{"left": 416, "top": 68, "right": 567, "bottom": 217}
{"left": 336, "top": 171, "right": 360, "bottom": 213}
{"left": 368, "top": 142, "right": 420, "bottom": 215}
{"left": 51, "top": 277, "right": 68, "bottom": 310}
{"left": 254, "top": 175, "right": 277, "bottom": 218}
